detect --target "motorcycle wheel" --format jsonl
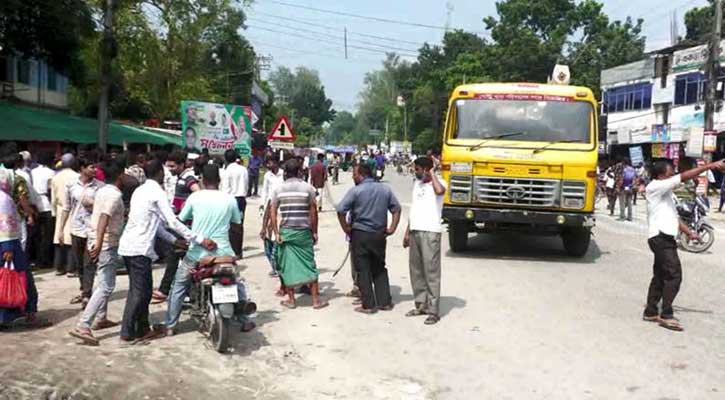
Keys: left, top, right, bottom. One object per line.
{"left": 208, "top": 301, "right": 231, "bottom": 353}
{"left": 679, "top": 224, "right": 715, "bottom": 253}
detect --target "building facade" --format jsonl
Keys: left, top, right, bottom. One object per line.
{"left": 0, "top": 55, "right": 70, "bottom": 109}
{"left": 601, "top": 41, "right": 725, "bottom": 164}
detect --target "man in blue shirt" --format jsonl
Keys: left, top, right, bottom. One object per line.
{"left": 336, "top": 162, "right": 401, "bottom": 313}
{"left": 248, "top": 153, "right": 262, "bottom": 197}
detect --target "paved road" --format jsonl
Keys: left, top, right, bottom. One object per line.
{"left": 1, "top": 169, "right": 724, "bottom": 400}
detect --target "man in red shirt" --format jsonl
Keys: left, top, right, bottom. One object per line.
{"left": 308, "top": 153, "right": 327, "bottom": 212}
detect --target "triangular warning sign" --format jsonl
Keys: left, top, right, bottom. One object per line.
{"left": 268, "top": 115, "right": 296, "bottom": 141}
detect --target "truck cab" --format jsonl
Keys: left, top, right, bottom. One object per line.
{"left": 441, "top": 83, "right": 598, "bottom": 257}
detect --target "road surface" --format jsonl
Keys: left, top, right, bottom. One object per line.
{"left": 1, "top": 169, "right": 724, "bottom": 400}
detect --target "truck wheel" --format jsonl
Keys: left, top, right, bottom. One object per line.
{"left": 449, "top": 222, "right": 469, "bottom": 252}
{"left": 561, "top": 228, "right": 591, "bottom": 257}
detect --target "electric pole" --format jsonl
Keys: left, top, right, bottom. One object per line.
{"left": 705, "top": 0, "right": 722, "bottom": 132}
{"left": 344, "top": 27, "right": 348, "bottom": 59}
{"left": 97, "top": 0, "right": 116, "bottom": 153}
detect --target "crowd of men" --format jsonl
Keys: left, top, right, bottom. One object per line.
{"left": 0, "top": 140, "right": 450, "bottom": 346}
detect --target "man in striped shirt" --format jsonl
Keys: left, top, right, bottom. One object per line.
{"left": 270, "top": 158, "right": 328, "bottom": 310}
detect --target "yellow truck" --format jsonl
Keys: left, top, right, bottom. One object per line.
{"left": 441, "top": 83, "right": 598, "bottom": 257}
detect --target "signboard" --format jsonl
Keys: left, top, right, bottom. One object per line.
{"left": 652, "top": 143, "right": 665, "bottom": 158}
{"left": 369, "top": 129, "right": 382, "bottom": 137}
{"left": 629, "top": 146, "right": 644, "bottom": 166}
{"left": 696, "top": 160, "right": 709, "bottom": 195}
{"left": 616, "top": 129, "right": 630, "bottom": 144}
{"left": 686, "top": 127, "right": 705, "bottom": 158}
{"left": 629, "top": 126, "right": 651, "bottom": 144}
{"left": 268, "top": 116, "right": 296, "bottom": 141}
{"left": 269, "top": 140, "right": 294, "bottom": 150}
{"left": 704, "top": 131, "right": 717, "bottom": 152}
{"left": 181, "top": 101, "right": 252, "bottom": 156}
{"left": 651, "top": 124, "right": 671, "bottom": 143}
{"left": 672, "top": 40, "right": 725, "bottom": 72}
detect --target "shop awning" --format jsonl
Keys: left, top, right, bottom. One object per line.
{"left": 0, "top": 101, "right": 181, "bottom": 146}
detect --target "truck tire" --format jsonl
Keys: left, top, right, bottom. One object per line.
{"left": 449, "top": 221, "right": 469, "bottom": 252}
{"left": 561, "top": 228, "right": 591, "bottom": 257}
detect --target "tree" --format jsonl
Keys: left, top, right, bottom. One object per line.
{"left": 684, "top": 0, "right": 721, "bottom": 44}
{"left": 0, "top": 0, "right": 94, "bottom": 84}
{"left": 325, "top": 111, "right": 357, "bottom": 144}
{"left": 268, "top": 66, "right": 335, "bottom": 131}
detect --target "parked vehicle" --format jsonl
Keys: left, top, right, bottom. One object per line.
{"left": 189, "top": 256, "right": 256, "bottom": 353}
{"left": 676, "top": 194, "right": 715, "bottom": 253}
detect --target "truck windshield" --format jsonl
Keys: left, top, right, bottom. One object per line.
{"left": 453, "top": 98, "right": 592, "bottom": 143}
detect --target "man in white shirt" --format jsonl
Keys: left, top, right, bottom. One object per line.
{"left": 222, "top": 149, "right": 248, "bottom": 257}
{"left": 403, "top": 157, "right": 447, "bottom": 325}
{"left": 30, "top": 152, "right": 56, "bottom": 268}
{"left": 118, "top": 160, "right": 216, "bottom": 342}
{"left": 259, "top": 157, "right": 284, "bottom": 278}
{"left": 643, "top": 159, "right": 725, "bottom": 332}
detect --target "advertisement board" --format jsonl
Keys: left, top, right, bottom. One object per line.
{"left": 181, "top": 101, "right": 252, "bottom": 157}
{"left": 686, "top": 127, "right": 705, "bottom": 158}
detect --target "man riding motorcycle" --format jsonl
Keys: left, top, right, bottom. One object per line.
{"left": 164, "top": 164, "right": 255, "bottom": 336}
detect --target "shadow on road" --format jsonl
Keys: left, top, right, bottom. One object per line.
{"left": 391, "top": 285, "right": 467, "bottom": 317}
{"left": 445, "top": 232, "right": 604, "bottom": 264}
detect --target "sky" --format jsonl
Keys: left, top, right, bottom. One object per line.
{"left": 244, "top": 0, "right": 709, "bottom": 112}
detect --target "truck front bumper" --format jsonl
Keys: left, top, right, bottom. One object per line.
{"left": 442, "top": 206, "right": 595, "bottom": 228}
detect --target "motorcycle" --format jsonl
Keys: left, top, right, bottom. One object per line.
{"left": 676, "top": 194, "right": 715, "bottom": 253}
{"left": 189, "top": 255, "right": 256, "bottom": 353}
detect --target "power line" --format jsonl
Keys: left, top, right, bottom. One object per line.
{"left": 246, "top": 38, "right": 386, "bottom": 64}
{"left": 250, "top": 10, "right": 427, "bottom": 47}
{"left": 265, "top": 0, "right": 451, "bottom": 31}
{"left": 246, "top": 18, "right": 420, "bottom": 53}
{"left": 246, "top": 25, "right": 419, "bottom": 57}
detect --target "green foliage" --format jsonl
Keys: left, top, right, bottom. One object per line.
{"left": 355, "top": 0, "right": 645, "bottom": 153}
{"left": 267, "top": 66, "right": 335, "bottom": 141}
{"left": 684, "top": 0, "right": 719, "bottom": 44}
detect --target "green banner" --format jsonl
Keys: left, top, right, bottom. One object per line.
{"left": 181, "top": 100, "right": 252, "bottom": 157}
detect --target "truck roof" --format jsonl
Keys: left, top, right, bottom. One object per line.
{"left": 452, "top": 83, "right": 594, "bottom": 99}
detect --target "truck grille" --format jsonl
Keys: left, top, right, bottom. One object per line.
{"left": 474, "top": 177, "right": 559, "bottom": 207}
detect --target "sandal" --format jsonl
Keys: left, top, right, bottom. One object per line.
{"left": 424, "top": 315, "right": 440, "bottom": 325}
{"left": 313, "top": 301, "right": 329, "bottom": 310}
{"left": 69, "top": 294, "right": 84, "bottom": 304}
{"left": 345, "top": 288, "right": 361, "bottom": 298}
{"left": 354, "top": 306, "right": 376, "bottom": 314}
{"left": 659, "top": 318, "right": 684, "bottom": 332}
{"left": 241, "top": 321, "right": 256, "bottom": 332}
{"left": 69, "top": 328, "right": 99, "bottom": 346}
{"left": 642, "top": 315, "right": 660, "bottom": 323}
{"left": 379, "top": 304, "right": 394, "bottom": 311}
{"left": 405, "top": 309, "right": 427, "bottom": 317}
{"left": 352, "top": 298, "right": 362, "bottom": 306}
{"left": 280, "top": 300, "right": 297, "bottom": 309}
{"left": 92, "top": 319, "right": 120, "bottom": 330}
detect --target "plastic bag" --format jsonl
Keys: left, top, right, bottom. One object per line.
{"left": 0, "top": 261, "right": 28, "bottom": 310}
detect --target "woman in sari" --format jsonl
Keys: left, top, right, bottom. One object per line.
{"left": 0, "top": 163, "right": 45, "bottom": 328}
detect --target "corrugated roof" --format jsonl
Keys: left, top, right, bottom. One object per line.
{"left": 600, "top": 58, "right": 655, "bottom": 87}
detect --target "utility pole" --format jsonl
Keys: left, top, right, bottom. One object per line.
{"left": 705, "top": 0, "right": 722, "bottom": 132}
{"left": 344, "top": 27, "right": 348, "bottom": 59}
{"left": 97, "top": 0, "right": 115, "bottom": 153}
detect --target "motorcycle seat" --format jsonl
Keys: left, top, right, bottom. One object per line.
{"left": 198, "top": 255, "right": 237, "bottom": 267}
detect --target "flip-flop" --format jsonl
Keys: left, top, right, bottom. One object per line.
{"left": 642, "top": 315, "right": 660, "bottom": 323}
{"left": 313, "top": 301, "right": 329, "bottom": 310}
{"left": 352, "top": 298, "right": 362, "bottom": 306}
{"left": 405, "top": 309, "right": 427, "bottom": 317}
{"left": 354, "top": 306, "right": 376, "bottom": 314}
{"left": 69, "top": 329, "right": 100, "bottom": 346}
{"left": 280, "top": 300, "right": 297, "bottom": 309}
{"left": 69, "top": 295, "right": 84, "bottom": 304}
{"left": 659, "top": 318, "right": 684, "bottom": 332}
{"left": 424, "top": 315, "right": 440, "bottom": 325}
{"left": 379, "top": 304, "right": 394, "bottom": 311}
{"left": 133, "top": 329, "right": 165, "bottom": 344}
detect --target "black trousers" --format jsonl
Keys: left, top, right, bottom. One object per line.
{"left": 230, "top": 196, "right": 247, "bottom": 258}
{"left": 645, "top": 233, "right": 682, "bottom": 319}
{"left": 121, "top": 255, "right": 153, "bottom": 339}
{"left": 159, "top": 249, "right": 180, "bottom": 296}
{"left": 248, "top": 171, "right": 259, "bottom": 196}
{"left": 53, "top": 244, "right": 72, "bottom": 274}
{"left": 351, "top": 230, "right": 392, "bottom": 310}
{"left": 37, "top": 212, "right": 55, "bottom": 267}
{"left": 81, "top": 247, "right": 97, "bottom": 299}
{"left": 71, "top": 235, "right": 89, "bottom": 291}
